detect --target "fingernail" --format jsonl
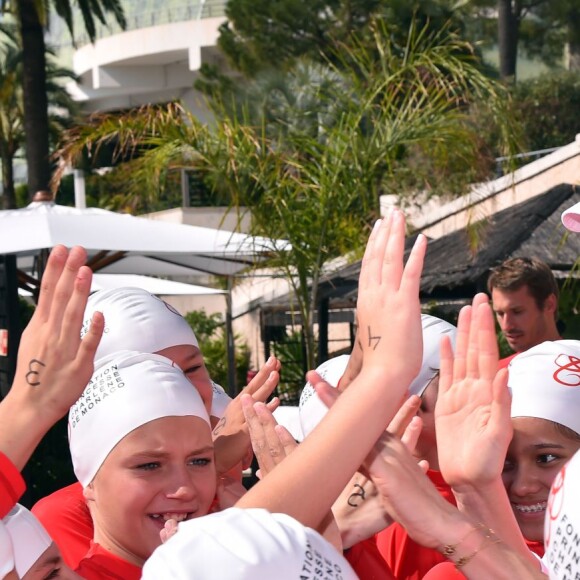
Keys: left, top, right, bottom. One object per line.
{"left": 413, "top": 233, "right": 425, "bottom": 247}
{"left": 51, "top": 245, "right": 67, "bottom": 258}
{"left": 373, "top": 219, "right": 382, "bottom": 231}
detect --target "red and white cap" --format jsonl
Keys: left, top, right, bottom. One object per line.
{"left": 81, "top": 287, "right": 198, "bottom": 359}
{"left": 561, "top": 201, "right": 580, "bottom": 232}
{"left": 142, "top": 508, "right": 357, "bottom": 580}
{"left": 3, "top": 504, "right": 52, "bottom": 577}
{"left": 69, "top": 351, "right": 210, "bottom": 486}
{"left": 544, "top": 450, "right": 580, "bottom": 578}
{"left": 509, "top": 340, "right": 580, "bottom": 434}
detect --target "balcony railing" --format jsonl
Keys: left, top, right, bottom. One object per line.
{"left": 49, "top": 0, "right": 227, "bottom": 50}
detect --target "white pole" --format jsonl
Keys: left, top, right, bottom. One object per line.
{"left": 73, "top": 169, "right": 87, "bottom": 209}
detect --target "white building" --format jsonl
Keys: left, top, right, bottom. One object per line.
{"left": 51, "top": 0, "right": 228, "bottom": 118}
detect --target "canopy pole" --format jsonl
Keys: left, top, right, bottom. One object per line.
{"left": 225, "top": 276, "right": 236, "bottom": 396}
{"left": 74, "top": 169, "right": 86, "bottom": 209}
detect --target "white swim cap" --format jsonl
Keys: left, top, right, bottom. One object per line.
{"left": 409, "top": 315, "right": 456, "bottom": 397}
{"left": 69, "top": 351, "right": 210, "bottom": 486}
{"left": 299, "top": 355, "right": 350, "bottom": 439}
{"left": 509, "top": 340, "right": 580, "bottom": 434}
{"left": 142, "top": 508, "right": 357, "bottom": 580}
{"left": 272, "top": 406, "right": 303, "bottom": 441}
{"left": 0, "top": 519, "right": 15, "bottom": 578}
{"left": 562, "top": 201, "right": 580, "bottom": 233}
{"left": 299, "top": 315, "right": 456, "bottom": 438}
{"left": 3, "top": 504, "right": 52, "bottom": 578}
{"left": 544, "top": 450, "right": 580, "bottom": 578}
{"left": 81, "top": 287, "right": 198, "bottom": 359}
{"left": 210, "top": 381, "right": 232, "bottom": 419}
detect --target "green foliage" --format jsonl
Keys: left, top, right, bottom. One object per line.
{"left": 512, "top": 72, "right": 580, "bottom": 151}
{"left": 54, "top": 20, "right": 520, "bottom": 368}
{"left": 218, "top": 0, "right": 471, "bottom": 77}
{"left": 559, "top": 273, "right": 580, "bottom": 339}
{"left": 0, "top": 34, "right": 79, "bottom": 207}
{"left": 14, "top": 183, "right": 28, "bottom": 207}
{"left": 184, "top": 309, "right": 250, "bottom": 389}
{"left": 218, "top": 0, "right": 383, "bottom": 76}
{"left": 466, "top": 0, "right": 580, "bottom": 78}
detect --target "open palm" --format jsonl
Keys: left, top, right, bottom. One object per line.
{"left": 435, "top": 295, "right": 512, "bottom": 490}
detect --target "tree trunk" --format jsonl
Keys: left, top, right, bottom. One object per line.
{"left": 1, "top": 148, "right": 16, "bottom": 209}
{"left": 566, "top": 7, "right": 580, "bottom": 71}
{"left": 498, "top": 0, "right": 519, "bottom": 81}
{"left": 17, "top": 0, "right": 51, "bottom": 197}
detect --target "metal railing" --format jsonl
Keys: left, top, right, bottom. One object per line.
{"left": 49, "top": 0, "right": 227, "bottom": 50}
{"left": 495, "top": 146, "right": 562, "bottom": 177}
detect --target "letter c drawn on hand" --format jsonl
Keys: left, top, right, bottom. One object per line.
{"left": 25, "top": 359, "right": 46, "bottom": 387}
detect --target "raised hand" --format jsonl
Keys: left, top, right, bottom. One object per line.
{"left": 356, "top": 213, "right": 425, "bottom": 389}
{"left": 435, "top": 294, "right": 512, "bottom": 490}
{"left": 236, "top": 211, "right": 428, "bottom": 533}
{"left": 212, "top": 356, "right": 281, "bottom": 475}
{"left": 0, "top": 245, "right": 104, "bottom": 470}
{"left": 241, "top": 394, "right": 297, "bottom": 480}
{"left": 366, "top": 431, "right": 461, "bottom": 550}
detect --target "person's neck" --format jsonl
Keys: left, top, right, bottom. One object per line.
{"left": 92, "top": 528, "right": 145, "bottom": 568}
{"left": 545, "top": 321, "right": 563, "bottom": 342}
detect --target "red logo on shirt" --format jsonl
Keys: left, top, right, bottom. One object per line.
{"left": 553, "top": 354, "right": 580, "bottom": 387}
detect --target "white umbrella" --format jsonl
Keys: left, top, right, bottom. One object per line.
{"left": 0, "top": 199, "right": 288, "bottom": 277}
{"left": 91, "top": 274, "right": 225, "bottom": 296}
{"left": 1, "top": 197, "right": 288, "bottom": 392}
{"left": 18, "top": 274, "right": 224, "bottom": 297}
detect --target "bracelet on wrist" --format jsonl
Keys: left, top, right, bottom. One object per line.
{"left": 439, "top": 523, "right": 502, "bottom": 569}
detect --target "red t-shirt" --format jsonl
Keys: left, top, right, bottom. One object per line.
{"left": 0, "top": 452, "right": 25, "bottom": 518}
{"left": 32, "top": 481, "right": 92, "bottom": 568}
{"left": 375, "top": 470, "right": 456, "bottom": 580}
{"left": 526, "top": 539, "right": 544, "bottom": 557}
{"left": 345, "top": 537, "right": 395, "bottom": 579}
{"left": 75, "top": 542, "right": 141, "bottom": 580}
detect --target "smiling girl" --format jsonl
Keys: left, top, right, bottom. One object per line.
{"left": 68, "top": 351, "right": 215, "bottom": 580}
{"left": 502, "top": 340, "right": 580, "bottom": 554}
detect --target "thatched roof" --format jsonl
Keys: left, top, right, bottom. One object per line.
{"left": 418, "top": 182, "right": 580, "bottom": 298}
{"left": 262, "top": 183, "right": 580, "bottom": 314}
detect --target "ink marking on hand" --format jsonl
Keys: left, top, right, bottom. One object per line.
{"left": 367, "top": 326, "right": 381, "bottom": 351}
{"left": 25, "top": 359, "right": 46, "bottom": 387}
{"left": 213, "top": 416, "right": 227, "bottom": 436}
{"left": 347, "top": 483, "right": 366, "bottom": 507}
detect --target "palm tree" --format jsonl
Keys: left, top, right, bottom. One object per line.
{"left": 53, "top": 20, "right": 521, "bottom": 369}
{"left": 0, "top": 0, "right": 125, "bottom": 197}
{"left": 0, "top": 38, "right": 78, "bottom": 208}
{"left": 0, "top": 43, "right": 23, "bottom": 208}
